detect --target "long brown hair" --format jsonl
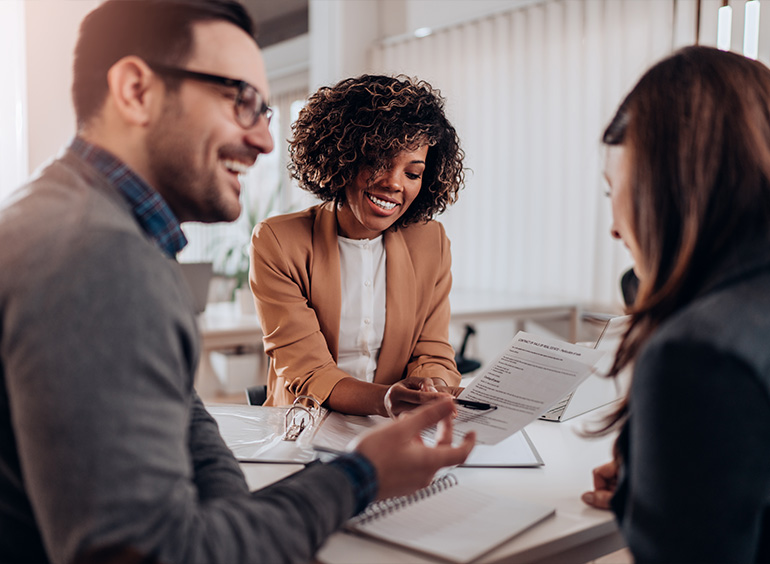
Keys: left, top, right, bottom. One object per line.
{"left": 601, "top": 46, "right": 770, "bottom": 432}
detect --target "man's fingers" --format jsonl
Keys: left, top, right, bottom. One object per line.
{"left": 433, "top": 430, "right": 475, "bottom": 467}
{"left": 435, "top": 417, "right": 452, "bottom": 445}
{"left": 391, "top": 398, "right": 455, "bottom": 435}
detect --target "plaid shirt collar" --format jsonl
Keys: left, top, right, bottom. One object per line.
{"left": 70, "top": 137, "right": 187, "bottom": 258}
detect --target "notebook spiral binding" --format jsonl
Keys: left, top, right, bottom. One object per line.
{"left": 349, "top": 473, "right": 459, "bottom": 526}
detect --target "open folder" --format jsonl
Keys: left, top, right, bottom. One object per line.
{"left": 208, "top": 404, "right": 321, "bottom": 464}
{"left": 210, "top": 404, "right": 543, "bottom": 467}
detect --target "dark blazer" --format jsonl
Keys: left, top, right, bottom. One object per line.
{"left": 612, "top": 239, "right": 770, "bottom": 562}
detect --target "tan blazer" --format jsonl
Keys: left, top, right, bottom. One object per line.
{"left": 250, "top": 202, "right": 461, "bottom": 407}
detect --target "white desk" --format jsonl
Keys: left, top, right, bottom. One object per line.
{"left": 199, "top": 301, "right": 263, "bottom": 349}
{"left": 450, "top": 290, "right": 582, "bottom": 343}
{"left": 238, "top": 413, "right": 624, "bottom": 564}
{"left": 196, "top": 301, "right": 264, "bottom": 398}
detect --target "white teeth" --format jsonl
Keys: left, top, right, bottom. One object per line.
{"left": 221, "top": 159, "right": 250, "bottom": 175}
{"left": 367, "top": 193, "right": 397, "bottom": 210}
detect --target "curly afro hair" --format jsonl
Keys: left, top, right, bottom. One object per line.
{"left": 288, "top": 74, "right": 465, "bottom": 227}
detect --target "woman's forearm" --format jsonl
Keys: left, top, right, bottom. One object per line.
{"left": 324, "top": 378, "right": 390, "bottom": 417}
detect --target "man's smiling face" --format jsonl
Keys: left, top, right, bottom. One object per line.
{"left": 145, "top": 20, "right": 274, "bottom": 223}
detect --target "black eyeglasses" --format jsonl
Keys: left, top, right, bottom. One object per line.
{"left": 147, "top": 62, "right": 273, "bottom": 129}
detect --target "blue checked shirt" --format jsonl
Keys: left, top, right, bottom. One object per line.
{"left": 70, "top": 137, "right": 187, "bottom": 258}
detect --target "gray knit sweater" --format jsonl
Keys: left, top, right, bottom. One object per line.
{"left": 0, "top": 150, "right": 357, "bottom": 564}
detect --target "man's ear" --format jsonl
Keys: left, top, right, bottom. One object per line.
{"left": 105, "top": 56, "right": 162, "bottom": 127}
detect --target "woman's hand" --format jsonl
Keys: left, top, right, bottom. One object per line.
{"left": 418, "top": 378, "right": 463, "bottom": 398}
{"left": 383, "top": 377, "right": 457, "bottom": 418}
{"left": 581, "top": 460, "right": 619, "bottom": 510}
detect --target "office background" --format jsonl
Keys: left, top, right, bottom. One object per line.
{"left": 2, "top": 0, "right": 768, "bottom": 330}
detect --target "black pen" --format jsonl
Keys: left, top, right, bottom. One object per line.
{"left": 454, "top": 399, "right": 496, "bottom": 411}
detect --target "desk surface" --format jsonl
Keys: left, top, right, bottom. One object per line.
{"left": 238, "top": 411, "right": 623, "bottom": 564}
{"left": 196, "top": 302, "right": 263, "bottom": 400}
{"left": 198, "top": 301, "right": 262, "bottom": 345}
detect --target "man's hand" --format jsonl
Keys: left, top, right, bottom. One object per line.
{"left": 581, "top": 460, "right": 619, "bottom": 510}
{"left": 383, "top": 377, "right": 457, "bottom": 418}
{"left": 352, "top": 398, "right": 475, "bottom": 500}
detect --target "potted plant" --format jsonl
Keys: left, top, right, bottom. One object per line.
{"left": 212, "top": 177, "right": 284, "bottom": 314}
{"left": 207, "top": 179, "right": 285, "bottom": 394}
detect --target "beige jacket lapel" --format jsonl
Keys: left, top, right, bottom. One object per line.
{"left": 310, "top": 203, "right": 342, "bottom": 359}
{"left": 378, "top": 228, "right": 416, "bottom": 381}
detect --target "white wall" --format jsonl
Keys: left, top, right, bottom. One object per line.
{"left": 405, "top": 0, "right": 543, "bottom": 34}
{"left": 306, "top": 0, "right": 546, "bottom": 88}
{"left": 308, "top": 0, "right": 380, "bottom": 90}
{"left": 24, "top": 0, "right": 97, "bottom": 176}
{"left": 262, "top": 34, "right": 310, "bottom": 96}
{"left": 371, "top": 0, "right": 697, "bottom": 312}
{"left": 0, "top": 1, "right": 28, "bottom": 201}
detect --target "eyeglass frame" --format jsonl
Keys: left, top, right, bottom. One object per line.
{"left": 146, "top": 61, "right": 273, "bottom": 129}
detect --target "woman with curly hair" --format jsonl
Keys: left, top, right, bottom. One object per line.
{"left": 249, "top": 74, "right": 466, "bottom": 415}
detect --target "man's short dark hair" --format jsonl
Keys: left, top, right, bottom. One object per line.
{"left": 72, "top": 0, "right": 254, "bottom": 128}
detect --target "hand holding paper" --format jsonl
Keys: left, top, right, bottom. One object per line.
{"left": 444, "top": 332, "right": 605, "bottom": 444}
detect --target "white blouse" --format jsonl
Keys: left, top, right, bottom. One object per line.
{"left": 336, "top": 235, "right": 387, "bottom": 382}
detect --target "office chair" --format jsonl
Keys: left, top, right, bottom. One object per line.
{"left": 455, "top": 324, "right": 482, "bottom": 375}
{"left": 246, "top": 356, "right": 272, "bottom": 405}
{"left": 620, "top": 268, "right": 639, "bottom": 307}
{"left": 245, "top": 385, "right": 267, "bottom": 406}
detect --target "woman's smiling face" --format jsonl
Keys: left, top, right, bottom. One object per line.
{"left": 336, "top": 146, "right": 429, "bottom": 239}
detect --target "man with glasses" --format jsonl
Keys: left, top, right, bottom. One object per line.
{"left": 0, "top": 1, "right": 474, "bottom": 563}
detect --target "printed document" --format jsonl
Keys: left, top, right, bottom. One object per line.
{"left": 444, "top": 331, "right": 605, "bottom": 445}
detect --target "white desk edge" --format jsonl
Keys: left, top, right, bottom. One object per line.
{"left": 237, "top": 410, "right": 624, "bottom": 564}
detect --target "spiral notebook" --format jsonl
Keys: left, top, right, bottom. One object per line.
{"left": 345, "top": 474, "right": 554, "bottom": 563}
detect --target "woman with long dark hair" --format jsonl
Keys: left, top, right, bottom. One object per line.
{"left": 582, "top": 46, "right": 770, "bottom": 561}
